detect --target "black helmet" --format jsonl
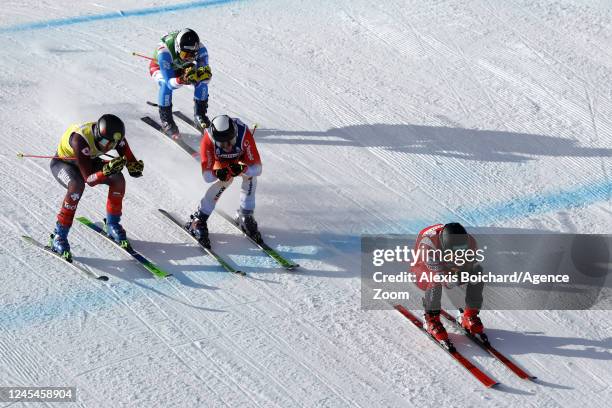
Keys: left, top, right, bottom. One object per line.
{"left": 175, "top": 28, "right": 200, "bottom": 59}
{"left": 95, "top": 114, "right": 125, "bottom": 149}
{"left": 440, "top": 222, "right": 469, "bottom": 250}
{"left": 210, "top": 115, "right": 237, "bottom": 144}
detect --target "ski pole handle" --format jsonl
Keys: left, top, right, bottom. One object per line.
{"left": 131, "top": 51, "right": 154, "bottom": 61}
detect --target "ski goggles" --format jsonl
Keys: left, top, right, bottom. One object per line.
{"left": 98, "top": 132, "right": 123, "bottom": 149}
{"left": 179, "top": 50, "right": 197, "bottom": 61}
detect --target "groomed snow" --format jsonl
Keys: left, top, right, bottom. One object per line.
{"left": 0, "top": 0, "right": 610, "bottom": 406}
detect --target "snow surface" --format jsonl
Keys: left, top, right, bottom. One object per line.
{"left": 0, "top": 0, "right": 611, "bottom": 406}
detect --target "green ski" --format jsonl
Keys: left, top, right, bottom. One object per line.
{"left": 76, "top": 217, "right": 171, "bottom": 279}
{"left": 215, "top": 209, "right": 299, "bottom": 270}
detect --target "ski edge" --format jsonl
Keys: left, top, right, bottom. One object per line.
{"left": 395, "top": 305, "right": 499, "bottom": 388}
{"left": 75, "top": 216, "right": 171, "bottom": 279}
{"left": 439, "top": 309, "right": 536, "bottom": 380}
{"left": 157, "top": 209, "right": 246, "bottom": 276}
{"left": 21, "top": 235, "right": 109, "bottom": 281}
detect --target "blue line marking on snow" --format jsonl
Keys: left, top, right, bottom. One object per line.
{"left": 0, "top": 283, "right": 139, "bottom": 332}
{"left": 0, "top": 0, "right": 242, "bottom": 33}
{"left": 447, "top": 179, "right": 612, "bottom": 227}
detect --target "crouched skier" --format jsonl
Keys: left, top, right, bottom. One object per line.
{"left": 49, "top": 114, "right": 144, "bottom": 261}
{"left": 411, "top": 222, "right": 486, "bottom": 344}
{"left": 186, "top": 115, "right": 262, "bottom": 248}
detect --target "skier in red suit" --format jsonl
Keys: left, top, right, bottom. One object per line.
{"left": 185, "top": 114, "right": 262, "bottom": 248}
{"left": 411, "top": 222, "right": 485, "bottom": 342}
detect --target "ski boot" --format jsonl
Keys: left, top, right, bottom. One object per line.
{"left": 105, "top": 214, "right": 130, "bottom": 249}
{"left": 193, "top": 98, "right": 210, "bottom": 131}
{"left": 236, "top": 209, "right": 262, "bottom": 243}
{"left": 461, "top": 307, "right": 487, "bottom": 342}
{"left": 425, "top": 312, "right": 449, "bottom": 343}
{"left": 186, "top": 210, "right": 210, "bottom": 248}
{"left": 50, "top": 221, "right": 72, "bottom": 262}
{"left": 159, "top": 104, "right": 179, "bottom": 138}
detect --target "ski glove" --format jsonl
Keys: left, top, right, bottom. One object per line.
{"left": 197, "top": 65, "right": 212, "bottom": 83}
{"left": 180, "top": 65, "right": 212, "bottom": 85}
{"left": 102, "top": 156, "right": 127, "bottom": 177}
{"left": 215, "top": 167, "right": 231, "bottom": 182}
{"left": 229, "top": 163, "right": 246, "bottom": 177}
{"left": 127, "top": 160, "right": 144, "bottom": 178}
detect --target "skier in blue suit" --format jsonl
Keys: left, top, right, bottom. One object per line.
{"left": 149, "top": 28, "right": 212, "bottom": 136}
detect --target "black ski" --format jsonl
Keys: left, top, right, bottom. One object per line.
{"left": 145, "top": 100, "right": 200, "bottom": 133}
{"left": 173, "top": 111, "right": 199, "bottom": 130}
{"left": 158, "top": 208, "right": 246, "bottom": 276}
{"left": 140, "top": 115, "right": 199, "bottom": 158}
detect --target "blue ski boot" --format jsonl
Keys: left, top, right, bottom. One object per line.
{"left": 50, "top": 222, "right": 72, "bottom": 262}
{"left": 105, "top": 214, "right": 130, "bottom": 249}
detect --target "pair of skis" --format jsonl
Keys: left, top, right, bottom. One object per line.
{"left": 395, "top": 305, "right": 535, "bottom": 388}
{"left": 21, "top": 216, "right": 172, "bottom": 281}
{"left": 158, "top": 207, "right": 299, "bottom": 277}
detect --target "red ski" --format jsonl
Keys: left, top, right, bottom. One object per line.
{"left": 440, "top": 309, "right": 536, "bottom": 380}
{"left": 394, "top": 305, "right": 498, "bottom": 388}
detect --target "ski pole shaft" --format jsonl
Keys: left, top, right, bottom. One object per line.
{"left": 252, "top": 123, "right": 258, "bottom": 136}
{"left": 17, "top": 153, "right": 116, "bottom": 160}
{"left": 17, "top": 153, "right": 76, "bottom": 160}
{"left": 131, "top": 51, "right": 154, "bottom": 61}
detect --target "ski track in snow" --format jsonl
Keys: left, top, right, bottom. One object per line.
{"left": 0, "top": 0, "right": 611, "bottom": 407}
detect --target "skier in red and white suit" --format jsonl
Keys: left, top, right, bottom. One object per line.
{"left": 411, "top": 222, "right": 485, "bottom": 342}
{"left": 185, "top": 115, "right": 262, "bottom": 248}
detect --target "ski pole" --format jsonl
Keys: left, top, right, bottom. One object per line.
{"left": 17, "top": 153, "right": 76, "bottom": 160}
{"left": 131, "top": 51, "right": 154, "bottom": 61}
{"left": 252, "top": 123, "right": 258, "bottom": 136}
{"left": 17, "top": 152, "right": 117, "bottom": 160}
